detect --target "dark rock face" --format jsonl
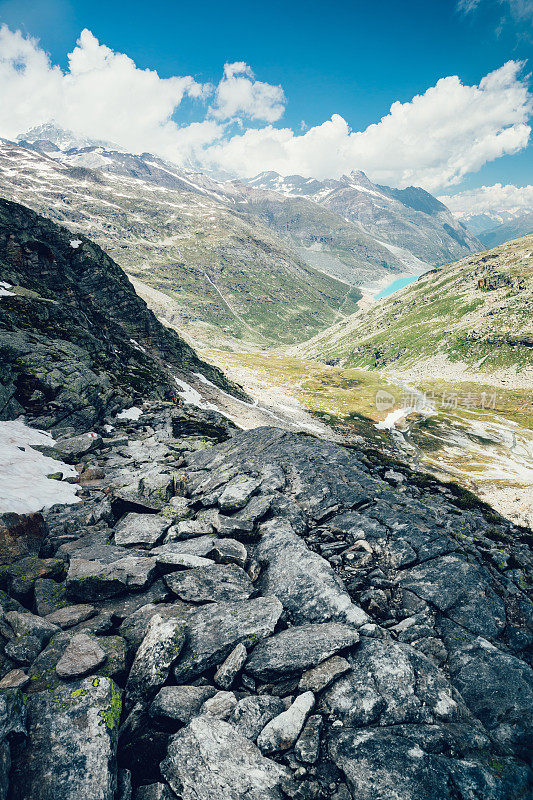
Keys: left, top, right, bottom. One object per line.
{"left": 0, "top": 405, "right": 531, "bottom": 799}
{"left": 0, "top": 199, "right": 243, "bottom": 431}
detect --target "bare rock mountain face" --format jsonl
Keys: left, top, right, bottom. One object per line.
{"left": 0, "top": 199, "right": 242, "bottom": 432}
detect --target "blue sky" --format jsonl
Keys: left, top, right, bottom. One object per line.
{"left": 0, "top": 0, "right": 531, "bottom": 209}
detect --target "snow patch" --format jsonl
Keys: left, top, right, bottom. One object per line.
{"left": 116, "top": 406, "right": 143, "bottom": 421}
{"left": 69, "top": 239, "right": 82, "bottom": 249}
{"left": 0, "top": 281, "right": 14, "bottom": 298}
{"left": 0, "top": 420, "right": 80, "bottom": 514}
{"left": 174, "top": 377, "right": 219, "bottom": 412}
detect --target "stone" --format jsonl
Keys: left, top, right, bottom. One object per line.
{"left": 214, "top": 515, "right": 255, "bottom": 539}
{"left": 245, "top": 623, "right": 359, "bottom": 682}
{"left": 173, "top": 596, "right": 283, "bottom": 683}
{"left": 150, "top": 685, "right": 217, "bottom": 724}
{"left": 10, "top": 676, "right": 121, "bottom": 800}
{"left": 54, "top": 432, "right": 103, "bottom": 461}
{"left": 114, "top": 514, "right": 169, "bottom": 549}
{"left": 118, "top": 603, "right": 188, "bottom": 652}
{"left": 55, "top": 633, "right": 107, "bottom": 680}
{"left": 0, "top": 689, "right": 27, "bottom": 800}
{"left": 4, "top": 611, "right": 58, "bottom": 646}
{"left": 299, "top": 656, "right": 351, "bottom": 693}
{"left": 200, "top": 691, "right": 237, "bottom": 719}
{"left": 45, "top": 604, "right": 96, "bottom": 629}
{"left": 320, "top": 639, "right": 461, "bottom": 728}
{"left": 117, "top": 768, "right": 132, "bottom": 800}
{"left": 255, "top": 520, "right": 368, "bottom": 626}
{"left": 170, "top": 519, "right": 214, "bottom": 540}
{"left": 0, "top": 512, "right": 46, "bottom": 565}
{"left": 294, "top": 715, "right": 322, "bottom": 763}
{"left": 66, "top": 555, "right": 157, "bottom": 601}
{"left": 257, "top": 692, "right": 315, "bottom": 754}
{"left": 214, "top": 642, "right": 247, "bottom": 689}
{"left": 161, "top": 716, "right": 289, "bottom": 800}
{"left": 154, "top": 552, "right": 214, "bottom": 571}
{"left": 33, "top": 578, "right": 68, "bottom": 616}
{"left": 0, "top": 670, "right": 30, "bottom": 690}
{"left": 208, "top": 538, "right": 248, "bottom": 568}
{"left": 151, "top": 535, "right": 217, "bottom": 559}
{"left": 126, "top": 614, "right": 186, "bottom": 705}
{"left": 5, "top": 635, "right": 42, "bottom": 667}
{"left": 133, "top": 785, "right": 174, "bottom": 800}
{"left": 6, "top": 556, "right": 66, "bottom": 602}
{"left": 218, "top": 475, "right": 262, "bottom": 512}
{"left": 164, "top": 563, "right": 253, "bottom": 604}
{"left": 400, "top": 555, "right": 506, "bottom": 639}
{"left": 229, "top": 695, "right": 285, "bottom": 741}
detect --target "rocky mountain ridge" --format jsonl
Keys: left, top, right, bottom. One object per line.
{"left": 246, "top": 170, "right": 480, "bottom": 266}
{"left": 0, "top": 199, "right": 243, "bottom": 432}
{"left": 0, "top": 399, "right": 531, "bottom": 799}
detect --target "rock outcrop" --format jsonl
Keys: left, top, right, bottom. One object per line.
{"left": 0, "top": 199, "right": 243, "bottom": 431}
{"left": 0, "top": 402, "right": 531, "bottom": 799}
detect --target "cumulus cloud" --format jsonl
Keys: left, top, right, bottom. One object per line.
{"left": 0, "top": 26, "right": 217, "bottom": 155}
{"left": 206, "top": 61, "right": 532, "bottom": 189}
{"left": 210, "top": 62, "right": 285, "bottom": 122}
{"left": 439, "top": 183, "right": 533, "bottom": 215}
{"left": 0, "top": 25, "right": 531, "bottom": 190}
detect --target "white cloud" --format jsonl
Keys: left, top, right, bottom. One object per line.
{"left": 210, "top": 62, "right": 285, "bottom": 122}
{"left": 205, "top": 61, "right": 532, "bottom": 190}
{"left": 439, "top": 183, "right": 533, "bottom": 215}
{"left": 458, "top": 0, "right": 533, "bottom": 21}
{"left": 0, "top": 25, "right": 531, "bottom": 191}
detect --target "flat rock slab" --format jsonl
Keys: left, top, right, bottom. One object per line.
{"left": 161, "top": 716, "right": 289, "bottom": 800}
{"left": 218, "top": 476, "right": 261, "bottom": 512}
{"left": 151, "top": 536, "right": 217, "bottom": 559}
{"left": 229, "top": 695, "right": 285, "bottom": 741}
{"left": 55, "top": 633, "right": 107, "bottom": 680}
{"left": 150, "top": 685, "right": 217, "bottom": 724}
{"left": 299, "top": 655, "right": 351, "bottom": 693}
{"left": 114, "top": 514, "right": 169, "bottom": 549}
{"left": 208, "top": 538, "right": 248, "bottom": 568}
{"left": 45, "top": 604, "right": 96, "bottom": 629}
{"left": 165, "top": 563, "right": 253, "bottom": 604}
{"left": 67, "top": 556, "right": 157, "bottom": 601}
{"left": 126, "top": 614, "right": 186, "bottom": 705}
{"left": 10, "top": 676, "right": 121, "bottom": 800}
{"left": 54, "top": 432, "right": 102, "bottom": 461}
{"left": 255, "top": 519, "right": 368, "bottom": 627}
{"left": 245, "top": 622, "right": 359, "bottom": 682}
{"left": 173, "top": 596, "right": 283, "bottom": 683}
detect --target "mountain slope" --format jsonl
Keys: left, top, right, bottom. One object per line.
{"left": 0, "top": 198, "right": 244, "bottom": 431}
{"left": 248, "top": 170, "right": 481, "bottom": 265}
{"left": 461, "top": 210, "right": 533, "bottom": 249}
{"left": 295, "top": 235, "right": 533, "bottom": 382}
{"left": 0, "top": 138, "right": 362, "bottom": 346}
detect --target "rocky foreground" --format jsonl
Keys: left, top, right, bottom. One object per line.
{"left": 0, "top": 402, "right": 531, "bottom": 800}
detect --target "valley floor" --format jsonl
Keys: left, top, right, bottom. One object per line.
{"left": 198, "top": 348, "right": 533, "bottom": 529}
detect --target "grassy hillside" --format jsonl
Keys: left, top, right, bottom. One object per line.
{"left": 296, "top": 235, "right": 533, "bottom": 378}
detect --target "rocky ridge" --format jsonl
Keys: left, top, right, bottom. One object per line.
{"left": 0, "top": 401, "right": 531, "bottom": 799}
{"left": 0, "top": 199, "right": 243, "bottom": 432}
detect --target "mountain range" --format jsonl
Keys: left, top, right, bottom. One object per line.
{"left": 0, "top": 124, "right": 480, "bottom": 346}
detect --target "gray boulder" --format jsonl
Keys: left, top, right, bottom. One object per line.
{"left": 164, "top": 563, "right": 253, "bottom": 603}
{"left": 218, "top": 475, "right": 261, "bottom": 512}
{"left": 229, "top": 695, "right": 285, "bottom": 741}
{"left": 161, "top": 716, "right": 289, "bottom": 800}
{"left": 150, "top": 685, "right": 217, "bottom": 724}
{"left": 256, "top": 692, "right": 315, "bottom": 754}
{"left": 173, "top": 596, "right": 282, "bottom": 682}
{"left": 114, "top": 514, "right": 169, "bottom": 549}
{"left": 55, "top": 633, "right": 107, "bottom": 680}
{"left": 255, "top": 519, "right": 368, "bottom": 626}
{"left": 126, "top": 614, "right": 186, "bottom": 705}
{"left": 245, "top": 622, "right": 359, "bottom": 681}
{"left": 10, "top": 677, "right": 121, "bottom": 800}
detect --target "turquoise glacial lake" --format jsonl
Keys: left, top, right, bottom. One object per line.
{"left": 375, "top": 274, "right": 421, "bottom": 299}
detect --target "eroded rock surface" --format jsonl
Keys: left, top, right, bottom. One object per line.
{"left": 0, "top": 406, "right": 531, "bottom": 800}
